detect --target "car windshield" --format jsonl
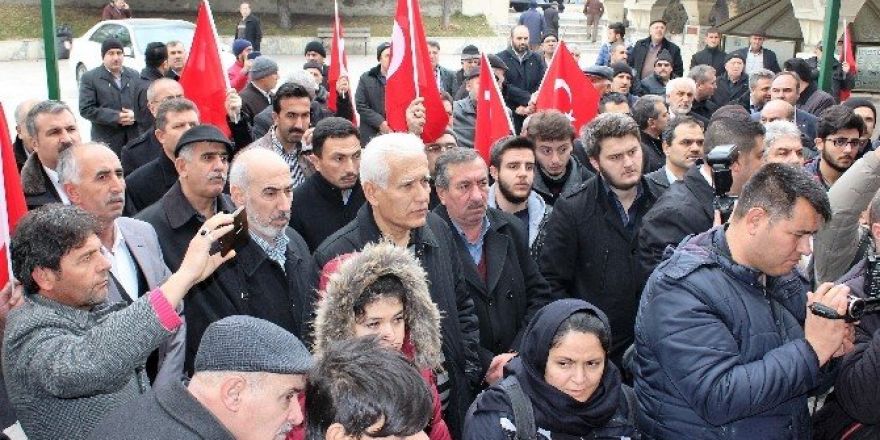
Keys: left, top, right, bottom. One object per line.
{"left": 133, "top": 23, "right": 194, "bottom": 52}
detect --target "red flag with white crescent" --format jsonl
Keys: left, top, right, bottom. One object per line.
{"left": 328, "top": 0, "right": 358, "bottom": 125}
{"left": 535, "top": 41, "right": 600, "bottom": 134}
{"left": 180, "top": 0, "right": 231, "bottom": 137}
{"left": 0, "top": 103, "right": 27, "bottom": 287}
{"left": 474, "top": 53, "right": 514, "bottom": 163}
{"left": 385, "top": 0, "right": 449, "bottom": 142}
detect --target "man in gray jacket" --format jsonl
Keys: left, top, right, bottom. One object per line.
{"left": 2, "top": 204, "right": 236, "bottom": 440}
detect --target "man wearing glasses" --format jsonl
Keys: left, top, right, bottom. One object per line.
{"left": 804, "top": 105, "right": 867, "bottom": 190}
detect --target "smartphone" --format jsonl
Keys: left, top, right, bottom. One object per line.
{"left": 213, "top": 206, "right": 248, "bottom": 256}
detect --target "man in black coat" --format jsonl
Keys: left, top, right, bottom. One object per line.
{"left": 632, "top": 94, "right": 669, "bottom": 173}
{"left": 496, "top": 25, "right": 547, "bottom": 132}
{"left": 312, "top": 133, "right": 482, "bottom": 439}
{"left": 134, "top": 42, "right": 169, "bottom": 133}
{"left": 12, "top": 99, "right": 40, "bottom": 172}
{"left": 539, "top": 113, "right": 656, "bottom": 365}
{"left": 19, "top": 100, "right": 80, "bottom": 210}
{"left": 78, "top": 38, "right": 142, "bottom": 156}
{"left": 689, "top": 28, "right": 726, "bottom": 72}
{"left": 355, "top": 43, "right": 391, "bottom": 145}
{"left": 235, "top": 2, "right": 262, "bottom": 51}
{"left": 428, "top": 40, "right": 456, "bottom": 96}
{"left": 239, "top": 56, "right": 278, "bottom": 124}
{"left": 637, "top": 117, "right": 765, "bottom": 278}
{"left": 636, "top": 49, "right": 674, "bottom": 96}
{"left": 629, "top": 19, "right": 684, "bottom": 80}
{"left": 711, "top": 52, "right": 749, "bottom": 108}
{"left": 526, "top": 110, "right": 594, "bottom": 205}
{"left": 732, "top": 31, "right": 781, "bottom": 74}
{"left": 122, "top": 78, "right": 182, "bottom": 176}
{"left": 432, "top": 147, "right": 552, "bottom": 382}
{"left": 290, "top": 117, "right": 366, "bottom": 252}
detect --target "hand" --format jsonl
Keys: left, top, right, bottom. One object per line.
{"left": 805, "top": 283, "right": 851, "bottom": 366}
{"left": 0, "top": 280, "right": 24, "bottom": 327}
{"left": 118, "top": 108, "right": 135, "bottom": 126}
{"left": 485, "top": 352, "right": 517, "bottom": 385}
{"left": 842, "top": 62, "right": 850, "bottom": 74}
{"left": 302, "top": 127, "right": 315, "bottom": 148}
{"left": 833, "top": 323, "right": 856, "bottom": 358}
{"left": 379, "top": 121, "right": 392, "bottom": 134}
{"left": 225, "top": 89, "right": 242, "bottom": 120}
{"left": 336, "top": 76, "right": 350, "bottom": 95}
{"left": 177, "top": 212, "right": 238, "bottom": 287}
{"left": 406, "top": 97, "right": 426, "bottom": 136}
{"left": 528, "top": 92, "right": 539, "bottom": 107}
{"left": 515, "top": 106, "right": 530, "bottom": 116}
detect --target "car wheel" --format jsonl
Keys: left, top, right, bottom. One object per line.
{"left": 75, "top": 63, "right": 86, "bottom": 84}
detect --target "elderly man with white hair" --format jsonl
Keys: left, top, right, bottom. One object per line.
{"left": 666, "top": 77, "right": 706, "bottom": 125}
{"left": 762, "top": 120, "right": 805, "bottom": 167}
{"left": 313, "top": 132, "right": 482, "bottom": 439}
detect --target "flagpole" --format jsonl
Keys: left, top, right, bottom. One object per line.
{"left": 202, "top": 0, "right": 230, "bottom": 90}
{"left": 483, "top": 52, "right": 515, "bottom": 134}
{"left": 407, "top": 0, "right": 420, "bottom": 98}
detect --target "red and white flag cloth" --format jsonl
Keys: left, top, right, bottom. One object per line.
{"left": 535, "top": 41, "right": 601, "bottom": 135}
{"left": 474, "top": 53, "right": 514, "bottom": 163}
{"left": 385, "top": 0, "right": 449, "bottom": 142}
{"left": 840, "top": 22, "right": 857, "bottom": 101}
{"left": 180, "top": 0, "right": 231, "bottom": 137}
{"left": 0, "top": 103, "right": 27, "bottom": 287}
{"left": 328, "top": 0, "right": 358, "bottom": 125}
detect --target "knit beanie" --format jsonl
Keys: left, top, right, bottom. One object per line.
{"left": 249, "top": 56, "right": 279, "bottom": 81}
{"left": 304, "top": 40, "right": 327, "bottom": 58}
{"left": 232, "top": 38, "right": 252, "bottom": 56}
{"left": 101, "top": 38, "right": 124, "bottom": 58}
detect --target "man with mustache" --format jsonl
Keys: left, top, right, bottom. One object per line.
{"left": 57, "top": 141, "right": 185, "bottom": 387}
{"left": 665, "top": 77, "right": 702, "bottom": 123}
{"left": 643, "top": 116, "right": 704, "bottom": 197}
{"left": 433, "top": 147, "right": 551, "bottom": 385}
{"left": 539, "top": 113, "right": 657, "bottom": 366}
{"left": 20, "top": 100, "right": 80, "bottom": 210}
{"left": 804, "top": 105, "right": 867, "bottom": 190}
{"left": 176, "top": 147, "right": 315, "bottom": 376}
{"left": 248, "top": 82, "right": 313, "bottom": 188}
{"left": 289, "top": 117, "right": 365, "bottom": 252}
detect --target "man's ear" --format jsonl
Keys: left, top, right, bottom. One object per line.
{"left": 32, "top": 267, "right": 57, "bottom": 292}
{"left": 325, "top": 423, "right": 353, "bottom": 440}
{"left": 230, "top": 184, "right": 245, "bottom": 208}
{"left": 871, "top": 221, "right": 880, "bottom": 245}
{"left": 744, "top": 206, "right": 767, "bottom": 235}
{"left": 363, "top": 181, "right": 379, "bottom": 207}
{"left": 175, "top": 156, "right": 187, "bottom": 177}
{"left": 489, "top": 165, "right": 499, "bottom": 181}
{"left": 219, "top": 376, "right": 247, "bottom": 412}
{"left": 64, "top": 183, "right": 80, "bottom": 205}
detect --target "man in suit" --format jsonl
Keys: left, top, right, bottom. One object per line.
{"left": 235, "top": 2, "right": 262, "bottom": 52}
{"left": 644, "top": 116, "right": 705, "bottom": 197}
{"left": 629, "top": 19, "right": 684, "bottom": 80}
{"left": 733, "top": 31, "right": 780, "bottom": 75}
{"left": 432, "top": 147, "right": 552, "bottom": 384}
{"left": 78, "top": 38, "right": 142, "bottom": 156}
{"left": 428, "top": 40, "right": 456, "bottom": 96}
{"left": 58, "top": 142, "right": 184, "bottom": 386}
{"left": 20, "top": 100, "right": 80, "bottom": 209}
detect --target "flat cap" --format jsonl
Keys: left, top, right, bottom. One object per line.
{"left": 584, "top": 65, "right": 614, "bottom": 81}
{"left": 463, "top": 66, "right": 481, "bottom": 81}
{"left": 249, "top": 56, "right": 279, "bottom": 81}
{"left": 174, "top": 124, "right": 234, "bottom": 157}
{"left": 486, "top": 53, "right": 508, "bottom": 71}
{"left": 195, "top": 315, "right": 313, "bottom": 374}
{"left": 656, "top": 49, "right": 674, "bottom": 64}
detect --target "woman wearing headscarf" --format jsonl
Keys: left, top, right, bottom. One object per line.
{"left": 288, "top": 240, "right": 451, "bottom": 440}
{"left": 464, "top": 299, "right": 639, "bottom": 439}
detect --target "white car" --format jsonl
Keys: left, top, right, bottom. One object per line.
{"left": 69, "top": 18, "right": 236, "bottom": 84}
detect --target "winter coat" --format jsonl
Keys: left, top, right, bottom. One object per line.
{"left": 637, "top": 165, "right": 713, "bottom": 280}
{"left": 125, "top": 153, "right": 178, "bottom": 214}
{"left": 538, "top": 176, "right": 656, "bottom": 363}
{"left": 634, "top": 227, "right": 839, "bottom": 439}
{"left": 636, "top": 73, "right": 667, "bottom": 96}
{"left": 629, "top": 38, "right": 684, "bottom": 79}
{"left": 134, "top": 66, "right": 165, "bottom": 133}
{"left": 239, "top": 82, "right": 272, "bottom": 124}
{"left": 120, "top": 128, "right": 161, "bottom": 176}
{"left": 78, "top": 65, "right": 143, "bottom": 155}
{"left": 355, "top": 64, "right": 386, "bottom": 145}
{"left": 797, "top": 82, "right": 836, "bottom": 117}
{"left": 532, "top": 157, "right": 594, "bottom": 206}
{"left": 452, "top": 96, "right": 477, "bottom": 150}
{"left": 641, "top": 131, "right": 665, "bottom": 173}
{"left": 690, "top": 46, "right": 726, "bottom": 73}
{"left": 313, "top": 204, "right": 484, "bottom": 439}
{"left": 543, "top": 7, "right": 559, "bottom": 39}
{"left": 289, "top": 172, "right": 366, "bottom": 252}
{"left": 644, "top": 166, "right": 672, "bottom": 197}
{"left": 517, "top": 8, "right": 545, "bottom": 46}
{"left": 19, "top": 153, "right": 63, "bottom": 210}
{"left": 235, "top": 14, "right": 262, "bottom": 51}
{"left": 732, "top": 47, "right": 780, "bottom": 73}
{"left": 487, "top": 185, "right": 552, "bottom": 259}
{"left": 496, "top": 48, "right": 546, "bottom": 95}
{"left": 806, "top": 55, "right": 856, "bottom": 102}
{"left": 711, "top": 73, "right": 749, "bottom": 108}
{"left": 433, "top": 206, "right": 553, "bottom": 367}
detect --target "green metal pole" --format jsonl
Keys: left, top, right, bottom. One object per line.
{"left": 41, "top": 0, "right": 60, "bottom": 100}
{"left": 818, "top": 0, "right": 840, "bottom": 92}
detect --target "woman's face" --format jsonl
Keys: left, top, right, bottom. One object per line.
{"left": 353, "top": 296, "right": 406, "bottom": 351}
{"left": 544, "top": 331, "right": 605, "bottom": 402}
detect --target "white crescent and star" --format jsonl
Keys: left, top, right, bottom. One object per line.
{"left": 553, "top": 79, "right": 575, "bottom": 121}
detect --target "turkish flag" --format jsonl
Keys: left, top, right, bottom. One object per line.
{"left": 474, "top": 53, "right": 514, "bottom": 163}
{"left": 385, "top": 0, "right": 449, "bottom": 142}
{"left": 840, "top": 23, "right": 857, "bottom": 101}
{"left": 535, "top": 41, "right": 600, "bottom": 134}
{"left": 328, "top": 0, "right": 358, "bottom": 125}
{"left": 0, "top": 103, "right": 27, "bottom": 287}
{"left": 180, "top": 0, "right": 230, "bottom": 137}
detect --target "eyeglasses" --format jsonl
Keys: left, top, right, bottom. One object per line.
{"left": 824, "top": 137, "right": 869, "bottom": 149}
{"left": 425, "top": 142, "right": 456, "bottom": 153}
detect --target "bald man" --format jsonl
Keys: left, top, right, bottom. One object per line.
{"left": 121, "top": 79, "right": 184, "bottom": 175}
{"left": 756, "top": 98, "right": 817, "bottom": 158}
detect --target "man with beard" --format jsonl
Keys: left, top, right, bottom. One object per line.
{"left": 58, "top": 142, "right": 184, "bottom": 386}
{"left": 20, "top": 100, "right": 80, "bottom": 209}
{"left": 610, "top": 62, "right": 638, "bottom": 108}
{"left": 539, "top": 113, "right": 657, "bottom": 365}
{"left": 644, "top": 116, "right": 704, "bottom": 196}
{"left": 527, "top": 110, "right": 593, "bottom": 205}
{"left": 747, "top": 68, "right": 774, "bottom": 112}
{"left": 290, "top": 117, "right": 366, "bottom": 252}
{"left": 178, "top": 147, "right": 315, "bottom": 374}
{"left": 433, "top": 147, "right": 551, "bottom": 384}
{"left": 487, "top": 136, "right": 553, "bottom": 259}
{"left": 248, "top": 83, "right": 313, "bottom": 188}
{"left": 637, "top": 50, "right": 674, "bottom": 96}
{"left": 804, "top": 105, "right": 866, "bottom": 189}
{"left": 496, "top": 25, "right": 546, "bottom": 133}
{"left": 164, "top": 41, "right": 186, "bottom": 81}
{"left": 666, "top": 77, "right": 704, "bottom": 124}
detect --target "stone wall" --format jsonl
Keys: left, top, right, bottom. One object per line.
{"left": 4, "top": 0, "right": 461, "bottom": 16}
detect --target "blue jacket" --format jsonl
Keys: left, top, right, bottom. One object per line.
{"left": 633, "top": 227, "right": 839, "bottom": 439}
{"left": 517, "top": 8, "right": 545, "bottom": 46}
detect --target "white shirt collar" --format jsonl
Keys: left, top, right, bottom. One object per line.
{"left": 43, "top": 166, "right": 70, "bottom": 204}
{"left": 664, "top": 165, "right": 680, "bottom": 184}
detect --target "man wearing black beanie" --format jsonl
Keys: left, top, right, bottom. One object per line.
{"left": 304, "top": 40, "right": 329, "bottom": 89}
{"left": 134, "top": 42, "right": 168, "bottom": 133}
{"left": 79, "top": 37, "right": 143, "bottom": 156}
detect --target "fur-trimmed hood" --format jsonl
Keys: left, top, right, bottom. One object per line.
{"left": 313, "top": 240, "right": 443, "bottom": 370}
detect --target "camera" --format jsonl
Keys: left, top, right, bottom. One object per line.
{"left": 706, "top": 144, "right": 738, "bottom": 223}
{"left": 809, "top": 249, "right": 880, "bottom": 322}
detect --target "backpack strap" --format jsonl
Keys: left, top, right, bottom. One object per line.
{"left": 500, "top": 376, "right": 537, "bottom": 440}
{"left": 621, "top": 384, "right": 637, "bottom": 424}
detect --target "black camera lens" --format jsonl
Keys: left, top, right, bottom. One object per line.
{"left": 848, "top": 297, "right": 866, "bottom": 321}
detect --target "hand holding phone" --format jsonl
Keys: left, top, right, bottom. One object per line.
{"left": 212, "top": 206, "right": 248, "bottom": 256}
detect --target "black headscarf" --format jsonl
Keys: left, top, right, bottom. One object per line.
{"left": 473, "top": 299, "right": 623, "bottom": 435}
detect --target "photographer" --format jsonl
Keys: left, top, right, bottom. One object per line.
{"left": 637, "top": 115, "right": 765, "bottom": 278}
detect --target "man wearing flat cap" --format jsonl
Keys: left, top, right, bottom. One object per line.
{"left": 453, "top": 54, "right": 515, "bottom": 150}
{"left": 732, "top": 30, "right": 780, "bottom": 74}
{"left": 452, "top": 44, "right": 481, "bottom": 100}
{"left": 240, "top": 56, "right": 279, "bottom": 123}
{"left": 88, "top": 316, "right": 312, "bottom": 439}
{"left": 79, "top": 37, "right": 143, "bottom": 156}
{"left": 584, "top": 65, "right": 614, "bottom": 95}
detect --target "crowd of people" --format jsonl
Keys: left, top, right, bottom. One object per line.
{"left": 0, "top": 2, "right": 876, "bottom": 439}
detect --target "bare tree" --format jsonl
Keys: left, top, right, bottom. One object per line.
{"left": 277, "top": 0, "right": 291, "bottom": 30}
{"left": 440, "top": 0, "right": 453, "bottom": 30}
